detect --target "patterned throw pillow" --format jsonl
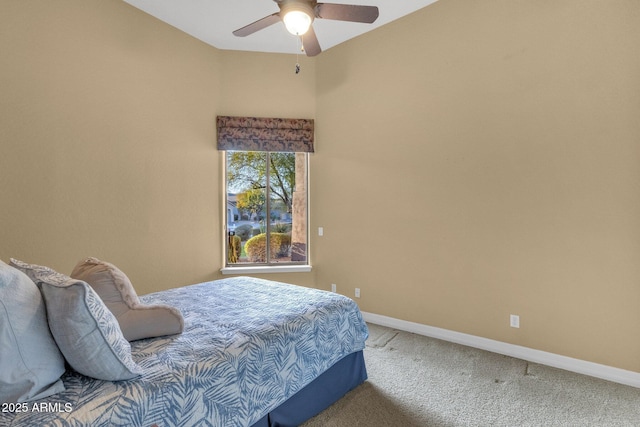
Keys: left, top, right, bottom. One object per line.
{"left": 10, "top": 259, "right": 143, "bottom": 381}
{"left": 0, "top": 260, "right": 66, "bottom": 403}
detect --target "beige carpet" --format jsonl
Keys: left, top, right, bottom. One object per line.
{"left": 302, "top": 323, "right": 640, "bottom": 426}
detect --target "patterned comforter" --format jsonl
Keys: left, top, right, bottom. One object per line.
{"left": 1, "top": 276, "right": 369, "bottom": 427}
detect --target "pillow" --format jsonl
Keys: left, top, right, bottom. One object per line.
{"left": 0, "top": 260, "right": 66, "bottom": 403}
{"left": 10, "top": 259, "right": 143, "bottom": 381}
{"left": 70, "top": 257, "right": 184, "bottom": 341}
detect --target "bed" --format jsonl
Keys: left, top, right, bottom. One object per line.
{"left": 0, "top": 271, "right": 368, "bottom": 427}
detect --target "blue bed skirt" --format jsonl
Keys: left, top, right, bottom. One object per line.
{"left": 251, "top": 350, "right": 367, "bottom": 427}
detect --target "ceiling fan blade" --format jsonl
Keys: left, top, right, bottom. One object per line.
{"left": 302, "top": 25, "right": 322, "bottom": 57}
{"left": 232, "top": 12, "right": 281, "bottom": 37}
{"left": 314, "top": 3, "right": 379, "bottom": 23}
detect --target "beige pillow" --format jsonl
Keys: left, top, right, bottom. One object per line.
{"left": 70, "top": 257, "right": 184, "bottom": 342}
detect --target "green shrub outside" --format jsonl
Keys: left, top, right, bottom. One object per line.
{"left": 227, "top": 234, "right": 241, "bottom": 263}
{"left": 234, "top": 224, "right": 253, "bottom": 241}
{"left": 272, "top": 222, "right": 292, "bottom": 233}
{"left": 245, "top": 233, "right": 292, "bottom": 262}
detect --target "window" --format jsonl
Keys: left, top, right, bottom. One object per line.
{"left": 216, "top": 116, "right": 313, "bottom": 272}
{"left": 225, "top": 151, "right": 308, "bottom": 267}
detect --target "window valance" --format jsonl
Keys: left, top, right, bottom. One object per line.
{"left": 216, "top": 116, "right": 314, "bottom": 153}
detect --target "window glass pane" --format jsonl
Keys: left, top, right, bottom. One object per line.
{"left": 290, "top": 152, "right": 308, "bottom": 263}
{"left": 226, "top": 151, "right": 267, "bottom": 265}
{"left": 268, "top": 152, "right": 294, "bottom": 263}
{"left": 225, "top": 151, "right": 308, "bottom": 266}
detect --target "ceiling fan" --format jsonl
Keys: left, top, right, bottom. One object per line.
{"left": 232, "top": 0, "right": 379, "bottom": 56}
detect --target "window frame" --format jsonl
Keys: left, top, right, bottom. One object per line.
{"left": 220, "top": 150, "right": 311, "bottom": 275}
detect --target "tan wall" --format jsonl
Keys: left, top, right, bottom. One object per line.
{"left": 0, "top": 0, "right": 223, "bottom": 294}
{"left": 218, "top": 50, "right": 316, "bottom": 118}
{"left": 314, "top": 0, "right": 640, "bottom": 372}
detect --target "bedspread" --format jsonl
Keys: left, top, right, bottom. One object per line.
{"left": 1, "top": 276, "right": 368, "bottom": 427}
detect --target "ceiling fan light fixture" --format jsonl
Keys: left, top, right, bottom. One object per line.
{"left": 283, "top": 10, "right": 312, "bottom": 35}
{"left": 281, "top": 2, "right": 315, "bottom": 36}
{"left": 233, "top": 0, "right": 380, "bottom": 56}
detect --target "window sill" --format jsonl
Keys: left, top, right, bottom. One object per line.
{"left": 221, "top": 265, "right": 312, "bottom": 275}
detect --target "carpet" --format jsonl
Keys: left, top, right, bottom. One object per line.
{"left": 301, "top": 323, "right": 640, "bottom": 426}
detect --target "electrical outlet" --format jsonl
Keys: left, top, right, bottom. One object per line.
{"left": 510, "top": 314, "right": 520, "bottom": 328}
{"left": 355, "top": 288, "right": 360, "bottom": 298}
{"left": 331, "top": 283, "right": 336, "bottom": 293}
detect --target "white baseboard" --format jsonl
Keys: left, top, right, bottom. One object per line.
{"left": 361, "top": 311, "right": 640, "bottom": 389}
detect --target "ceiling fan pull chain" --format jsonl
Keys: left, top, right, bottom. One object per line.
{"left": 295, "top": 36, "right": 302, "bottom": 74}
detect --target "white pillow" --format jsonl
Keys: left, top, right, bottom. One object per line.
{"left": 71, "top": 257, "right": 184, "bottom": 341}
{"left": 0, "top": 260, "right": 66, "bottom": 403}
{"left": 10, "top": 259, "right": 143, "bottom": 381}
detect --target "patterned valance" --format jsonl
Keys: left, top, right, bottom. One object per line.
{"left": 217, "top": 116, "right": 314, "bottom": 153}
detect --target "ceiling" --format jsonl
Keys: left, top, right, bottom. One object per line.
{"left": 123, "top": 0, "right": 439, "bottom": 55}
